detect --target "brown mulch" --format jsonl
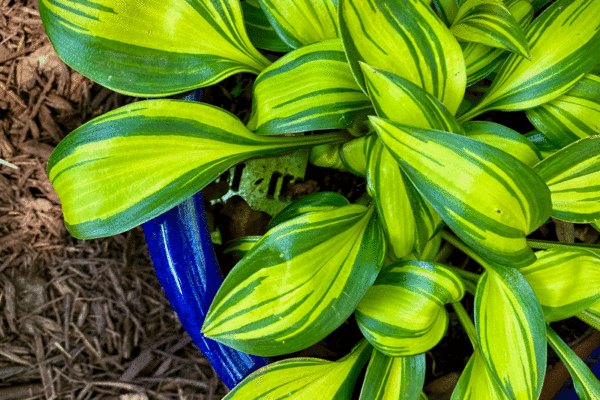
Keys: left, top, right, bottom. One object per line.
{"left": 0, "top": 1, "right": 226, "bottom": 399}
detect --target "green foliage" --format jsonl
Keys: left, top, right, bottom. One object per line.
{"left": 41, "top": 0, "right": 600, "bottom": 398}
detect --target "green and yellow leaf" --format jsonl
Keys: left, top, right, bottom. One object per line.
{"left": 47, "top": 100, "right": 347, "bottom": 239}
{"left": 519, "top": 248, "right": 600, "bottom": 322}
{"left": 223, "top": 236, "right": 261, "bottom": 260}
{"left": 459, "top": 0, "right": 600, "bottom": 121}
{"left": 451, "top": 349, "right": 508, "bottom": 400}
{"left": 361, "top": 64, "right": 464, "bottom": 130}
{"left": 450, "top": 299, "right": 507, "bottom": 399}
{"left": 461, "top": 0, "right": 533, "bottom": 85}
{"left": 247, "top": 39, "right": 373, "bottom": 135}
{"left": 39, "top": 0, "right": 270, "bottom": 96}
{"left": 526, "top": 74, "right": 600, "bottom": 148}
{"left": 241, "top": 0, "right": 293, "bottom": 52}
{"left": 533, "top": 136, "right": 600, "bottom": 223}
{"left": 339, "top": 0, "right": 466, "bottom": 114}
{"left": 340, "top": 134, "right": 373, "bottom": 176}
{"left": 451, "top": 0, "right": 529, "bottom": 58}
{"left": 462, "top": 121, "right": 542, "bottom": 167}
{"left": 202, "top": 204, "right": 385, "bottom": 356}
{"left": 372, "top": 117, "right": 551, "bottom": 267}
{"left": 355, "top": 260, "right": 465, "bottom": 356}
{"left": 223, "top": 339, "right": 372, "bottom": 400}
{"left": 359, "top": 350, "right": 426, "bottom": 400}
{"left": 366, "top": 139, "right": 417, "bottom": 259}
{"left": 546, "top": 326, "right": 600, "bottom": 400}
{"left": 431, "top": 0, "right": 460, "bottom": 26}
{"left": 524, "top": 130, "right": 561, "bottom": 157}
{"left": 268, "top": 191, "right": 350, "bottom": 229}
{"left": 475, "top": 264, "right": 547, "bottom": 400}
{"left": 256, "top": 0, "right": 339, "bottom": 49}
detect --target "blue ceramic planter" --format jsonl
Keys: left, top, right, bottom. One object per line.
{"left": 141, "top": 89, "right": 270, "bottom": 389}
{"left": 142, "top": 189, "right": 270, "bottom": 389}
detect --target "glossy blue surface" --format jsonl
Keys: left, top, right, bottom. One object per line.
{"left": 142, "top": 89, "right": 270, "bottom": 389}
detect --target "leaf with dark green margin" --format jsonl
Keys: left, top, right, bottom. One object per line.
{"left": 361, "top": 63, "right": 464, "bottom": 129}
{"left": 461, "top": 0, "right": 533, "bottom": 86}
{"left": 519, "top": 248, "right": 600, "bottom": 322}
{"left": 533, "top": 136, "right": 600, "bottom": 223}
{"left": 359, "top": 350, "right": 426, "bottom": 400}
{"left": 202, "top": 204, "right": 385, "bottom": 356}
{"left": 247, "top": 39, "right": 373, "bottom": 135}
{"left": 241, "top": 0, "right": 293, "bottom": 52}
{"left": 475, "top": 264, "right": 547, "bottom": 400}
{"left": 459, "top": 0, "right": 600, "bottom": 121}
{"left": 372, "top": 117, "right": 551, "bottom": 267}
{"left": 463, "top": 121, "right": 542, "bottom": 167}
{"left": 526, "top": 74, "right": 600, "bottom": 148}
{"left": 268, "top": 191, "right": 350, "bottom": 229}
{"left": 339, "top": 0, "right": 466, "bottom": 114}
{"left": 223, "top": 340, "right": 372, "bottom": 400}
{"left": 355, "top": 260, "right": 464, "bottom": 356}
{"left": 39, "top": 0, "right": 271, "bottom": 96}
{"left": 47, "top": 100, "right": 347, "bottom": 239}
{"left": 451, "top": 0, "right": 529, "bottom": 58}
{"left": 256, "top": 0, "right": 339, "bottom": 49}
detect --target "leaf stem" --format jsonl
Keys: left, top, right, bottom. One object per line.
{"left": 452, "top": 301, "right": 478, "bottom": 349}
{"left": 527, "top": 239, "right": 600, "bottom": 255}
{"left": 440, "top": 231, "right": 492, "bottom": 270}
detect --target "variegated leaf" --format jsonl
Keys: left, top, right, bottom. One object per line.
{"left": 223, "top": 236, "right": 261, "bottom": 260}
{"left": 372, "top": 117, "right": 551, "bottom": 267}
{"left": 202, "top": 204, "right": 385, "bottom": 356}
{"left": 47, "top": 100, "right": 347, "bottom": 239}
{"left": 247, "top": 39, "right": 372, "bottom": 135}
{"left": 367, "top": 139, "right": 417, "bottom": 259}
{"left": 241, "top": 0, "right": 293, "bottom": 52}
{"left": 355, "top": 260, "right": 465, "bottom": 356}
{"left": 256, "top": 0, "right": 339, "bottom": 49}
{"left": 223, "top": 339, "right": 372, "bottom": 400}
{"left": 461, "top": 0, "right": 533, "bottom": 86}
{"left": 432, "top": 0, "right": 460, "bottom": 26}
{"left": 268, "top": 191, "right": 350, "bottom": 229}
{"left": 475, "top": 264, "right": 547, "bottom": 400}
{"left": 546, "top": 326, "right": 600, "bottom": 400}
{"left": 339, "top": 0, "right": 466, "bottom": 114}
{"left": 361, "top": 64, "right": 464, "bottom": 130}
{"left": 526, "top": 74, "right": 600, "bottom": 148}
{"left": 533, "top": 136, "right": 600, "bottom": 223}
{"left": 451, "top": 350, "right": 508, "bottom": 400}
{"left": 402, "top": 233, "right": 443, "bottom": 262}
{"left": 359, "top": 350, "right": 426, "bottom": 400}
{"left": 451, "top": 0, "right": 529, "bottom": 58}
{"left": 519, "top": 248, "right": 600, "bottom": 322}
{"left": 340, "top": 134, "right": 373, "bottom": 177}
{"left": 450, "top": 298, "right": 507, "bottom": 399}
{"left": 459, "top": 0, "right": 600, "bottom": 121}
{"left": 524, "top": 130, "right": 561, "bottom": 158}
{"left": 39, "top": 0, "right": 270, "bottom": 96}
{"left": 463, "top": 121, "right": 542, "bottom": 167}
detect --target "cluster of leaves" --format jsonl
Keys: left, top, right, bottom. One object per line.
{"left": 40, "top": 0, "right": 600, "bottom": 398}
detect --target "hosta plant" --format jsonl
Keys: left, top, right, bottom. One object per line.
{"left": 40, "top": 0, "right": 600, "bottom": 398}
